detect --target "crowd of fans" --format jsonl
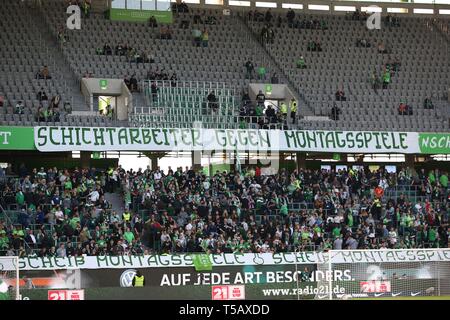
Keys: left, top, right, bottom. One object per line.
{"left": 1, "top": 164, "right": 447, "bottom": 257}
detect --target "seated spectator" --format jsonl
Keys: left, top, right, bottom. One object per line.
{"left": 126, "top": 46, "right": 136, "bottom": 62}
{"left": 63, "top": 101, "right": 72, "bottom": 114}
{"left": 320, "top": 20, "right": 328, "bottom": 30}
{"left": 50, "top": 95, "right": 61, "bottom": 111}
{"left": 95, "top": 47, "right": 104, "bottom": 55}
{"left": 205, "top": 15, "right": 217, "bottom": 25}
{"left": 37, "top": 88, "right": 48, "bottom": 102}
{"left": 382, "top": 69, "right": 391, "bottom": 89}
{"left": 330, "top": 104, "right": 341, "bottom": 120}
{"left": 296, "top": 56, "right": 306, "bottom": 69}
{"left": 103, "top": 43, "right": 112, "bottom": 55}
{"left": 398, "top": 100, "right": 407, "bottom": 115}
{"left": 201, "top": 29, "right": 209, "bottom": 47}
{"left": 160, "top": 25, "right": 172, "bottom": 40}
{"left": 271, "top": 72, "right": 279, "bottom": 84}
{"left": 378, "top": 42, "right": 388, "bottom": 54}
{"left": 15, "top": 101, "right": 24, "bottom": 115}
{"left": 207, "top": 91, "right": 218, "bottom": 111}
{"left": 356, "top": 38, "right": 370, "bottom": 48}
{"left": 115, "top": 44, "right": 123, "bottom": 56}
{"left": 398, "top": 100, "right": 412, "bottom": 116}
{"left": 0, "top": 95, "right": 3, "bottom": 107}
{"left": 36, "top": 66, "right": 51, "bottom": 80}
{"left": 424, "top": 97, "right": 434, "bottom": 109}
{"left": 335, "top": 88, "right": 346, "bottom": 101}
{"left": 192, "top": 28, "right": 202, "bottom": 47}
{"left": 148, "top": 15, "right": 158, "bottom": 28}
{"left": 133, "top": 51, "right": 143, "bottom": 63}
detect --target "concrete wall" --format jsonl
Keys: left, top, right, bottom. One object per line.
{"left": 80, "top": 78, "right": 132, "bottom": 120}
{"left": 248, "top": 83, "right": 295, "bottom": 102}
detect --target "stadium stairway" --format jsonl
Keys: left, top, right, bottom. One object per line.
{"left": 29, "top": 3, "right": 88, "bottom": 111}
{"left": 236, "top": 12, "right": 315, "bottom": 118}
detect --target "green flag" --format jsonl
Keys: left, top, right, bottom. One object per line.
{"left": 191, "top": 254, "right": 213, "bottom": 272}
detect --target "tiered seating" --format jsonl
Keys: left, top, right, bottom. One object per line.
{"left": 41, "top": 0, "right": 271, "bottom": 89}
{"left": 0, "top": 2, "right": 72, "bottom": 126}
{"left": 245, "top": 12, "right": 450, "bottom": 132}
{"left": 0, "top": 1, "right": 126, "bottom": 127}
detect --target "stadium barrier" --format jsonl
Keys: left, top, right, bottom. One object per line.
{"left": 8, "top": 249, "right": 450, "bottom": 300}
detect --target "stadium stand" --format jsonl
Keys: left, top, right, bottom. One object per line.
{"left": 1, "top": 165, "right": 448, "bottom": 257}
{"left": 0, "top": 0, "right": 448, "bottom": 132}
{"left": 243, "top": 11, "right": 450, "bottom": 132}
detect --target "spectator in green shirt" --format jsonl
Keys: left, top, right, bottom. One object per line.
{"left": 15, "top": 189, "right": 25, "bottom": 206}
{"left": 296, "top": 56, "right": 306, "bottom": 69}
{"left": 382, "top": 69, "right": 390, "bottom": 89}
{"left": 257, "top": 66, "right": 266, "bottom": 80}
{"left": 428, "top": 228, "right": 437, "bottom": 247}
{"left": 255, "top": 104, "right": 264, "bottom": 117}
{"left": 64, "top": 180, "right": 73, "bottom": 190}
{"left": 439, "top": 172, "right": 448, "bottom": 188}
{"left": 124, "top": 227, "right": 135, "bottom": 244}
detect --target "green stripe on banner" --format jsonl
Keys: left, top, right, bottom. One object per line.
{"left": 191, "top": 254, "right": 213, "bottom": 272}
{"left": 0, "top": 126, "right": 35, "bottom": 150}
{"left": 418, "top": 133, "right": 450, "bottom": 154}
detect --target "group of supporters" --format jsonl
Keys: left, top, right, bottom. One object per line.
{"left": 239, "top": 90, "right": 298, "bottom": 129}
{"left": 0, "top": 164, "right": 448, "bottom": 257}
